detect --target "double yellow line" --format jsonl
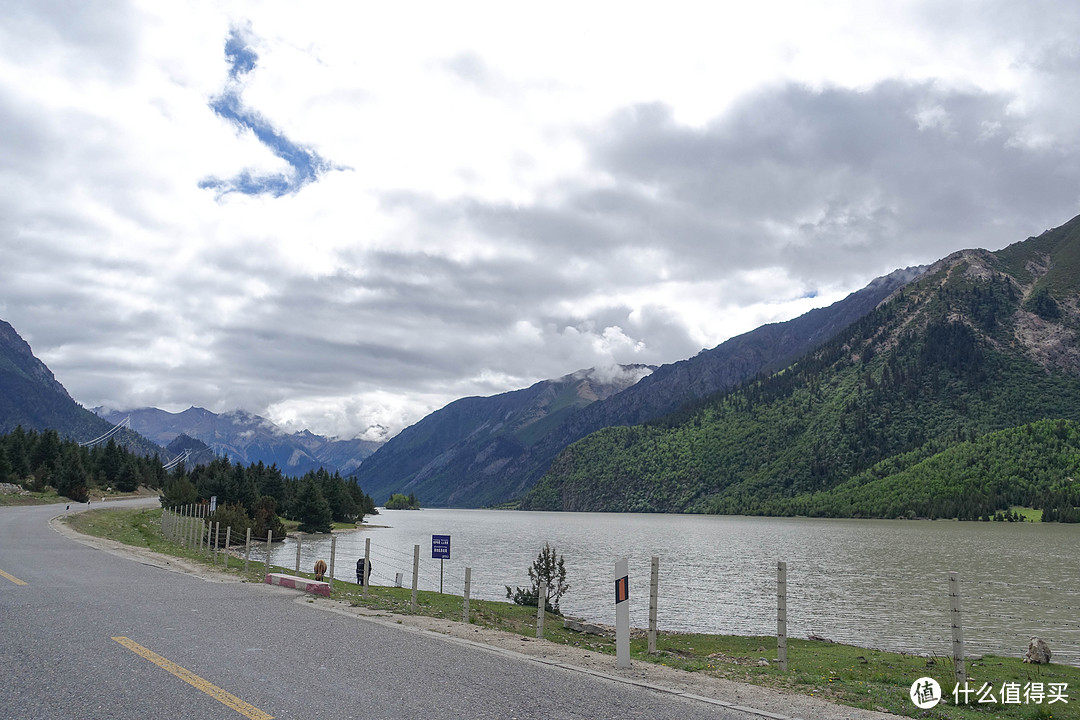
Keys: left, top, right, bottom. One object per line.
{"left": 112, "top": 637, "right": 273, "bottom": 720}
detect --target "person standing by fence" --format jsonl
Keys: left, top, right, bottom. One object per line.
{"left": 356, "top": 557, "right": 372, "bottom": 585}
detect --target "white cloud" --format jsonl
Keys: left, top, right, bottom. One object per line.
{"left": 2, "top": 0, "right": 1080, "bottom": 440}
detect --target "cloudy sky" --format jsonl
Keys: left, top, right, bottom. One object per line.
{"left": 3, "top": 1, "right": 1080, "bottom": 441}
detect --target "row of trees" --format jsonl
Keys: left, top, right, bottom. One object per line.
{"left": 385, "top": 492, "right": 420, "bottom": 509}
{"left": 0, "top": 426, "right": 377, "bottom": 534}
{"left": 0, "top": 427, "right": 166, "bottom": 501}
{"left": 160, "top": 457, "right": 377, "bottom": 535}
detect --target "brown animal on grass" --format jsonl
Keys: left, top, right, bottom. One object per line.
{"left": 314, "top": 559, "right": 328, "bottom": 582}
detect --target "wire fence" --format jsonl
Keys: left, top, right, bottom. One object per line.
{"left": 160, "top": 507, "right": 1079, "bottom": 667}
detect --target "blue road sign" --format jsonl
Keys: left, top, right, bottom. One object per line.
{"left": 432, "top": 534, "right": 451, "bottom": 559}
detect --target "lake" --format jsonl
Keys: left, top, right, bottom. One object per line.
{"left": 271, "top": 509, "right": 1080, "bottom": 665}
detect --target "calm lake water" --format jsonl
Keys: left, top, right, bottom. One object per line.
{"left": 272, "top": 509, "right": 1080, "bottom": 665}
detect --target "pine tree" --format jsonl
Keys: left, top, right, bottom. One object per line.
{"left": 294, "top": 477, "right": 333, "bottom": 533}
{"left": 55, "top": 445, "right": 88, "bottom": 502}
{"left": 505, "top": 543, "right": 570, "bottom": 615}
{"left": 0, "top": 444, "right": 12, "bottom": 483}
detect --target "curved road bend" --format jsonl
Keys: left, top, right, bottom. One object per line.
{"left": 1, "top": 500, "right": 760, "bottom": 720}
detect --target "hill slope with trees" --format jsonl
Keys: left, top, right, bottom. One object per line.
{"left": 352, "top": 365, "right": 655, "bottom": 507}
{"left": 0, "top": 319, "right": 161, "bottom": 457}
{"left": 523, "top": 214, "right": 1080, "bottom": 520}
{"left": 356, "top": 267, "right": 920, "bottom": 508}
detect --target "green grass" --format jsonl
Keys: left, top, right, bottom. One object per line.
{"left": 0, "top": 488, "right": 64, "bottom": 506}
{"left": 1010, "top": 506, "right": 1044, "bottom": 522}
{"left": 66, "top": 507, "right": 197, "bottom": 555}
{"left": 63, "top": 507, "right": 1080, "bottom": 720}
{"left": 280, "top": 519, "right": 359, "bottom": 532}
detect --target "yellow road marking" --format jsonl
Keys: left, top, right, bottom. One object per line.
{"left": 111, "top": 637, "right": 273, "bottom": 720}
{"left": 0, "top": 568, "right": 27, "bottom": 586}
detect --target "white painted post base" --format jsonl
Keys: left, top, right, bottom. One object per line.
{"left": 615, "top": 558, "right": 630, "bottom": 668}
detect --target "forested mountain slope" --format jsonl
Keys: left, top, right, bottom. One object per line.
{"left": 353, "top": 365, "right": 653, "bottom": 507}
{"left": 356, "top": 267, "right": 920, "bottom": 508}
{"left": 523, "top": 214, "right": 1080, "bottom": 518}
{"left": 0, "top": 319, "right": 158, "bottom": 456}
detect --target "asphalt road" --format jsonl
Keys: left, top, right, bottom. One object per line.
{"left": 0, "top": 500, "right": 758, "bottom": 720}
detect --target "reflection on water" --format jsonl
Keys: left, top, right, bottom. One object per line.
{"left": 266, "top": 509, "right": 1080, "bottom": 665}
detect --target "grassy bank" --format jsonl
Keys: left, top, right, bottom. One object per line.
{"left": 65, "top": 507, "right": 1079, "bottom": 720}
{"left": 0, "top": 488, "right": 64, "bottom": 506}
{"left": 0, "top": 485, "right": 158, "bottom": 506}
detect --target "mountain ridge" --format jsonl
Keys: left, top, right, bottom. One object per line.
{"left": 0, "top": 319, "right": 160, "bottom": 456}
{"left": 522, "top": 213, "right": 1080, "bottom": 517}
{"left": 352, "top": 364, "right": 655, "bottom": 506}
{"left": 353, "top": 266, "right": 923, "bottom": 507}
{"left": 95, "top": 405, "right": 382, "bottom": 477}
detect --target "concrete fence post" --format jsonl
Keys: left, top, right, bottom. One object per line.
{"left": 648, "top": 556, "right": 659, "bottom": 654}
{"left": 294, "top": 535, "right": 301, "bottom": 574}
{"left": 411, "top": 544, "right": 420, "bottom": 611}
{"left": 265, "top": 530, "right": 272, "bottom": 576}
{"left": 244, "top": 528, "right": 252, "bottom": 574}
{"left": 777, "top": 560, "right": 788, "bottom": 672}
{"left": 536, "top": 581, "right": 547, "bottom": 639}
{"left": 224, "top": 527, "right": 232, "bottom": 569}
{"left": 363, "top": 538, "right": 371, "bottom": 597}
{"left": 463, "top": 567, "right": 472, "bottom": 624}
{"left": 213, "top": 522, "right": 220, "bottom": 564}
{"left": 329, "top": 534, "right": 337, "bottom": 590}
{"left": 950, "top": 572, "right": 966, "bottom": 686}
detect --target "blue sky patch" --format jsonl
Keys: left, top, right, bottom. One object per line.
{"left": 202, "top": 26, "right": 335, "bottom": 198}
{"left": 224, "top": 27, "right": 258, "bottom": 79}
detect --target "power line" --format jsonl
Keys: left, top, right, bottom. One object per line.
{"left": 79, "top": 416, "right": 130, "bottom": 447}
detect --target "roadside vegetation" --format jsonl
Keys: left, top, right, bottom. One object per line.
{"left": 384, "top": 492, "right": 420, "bottom": 509}
{"left": 62, "top": 505, "right": 1080, "bottom": 720}
{"left": 0, "top": 425, "right": 378, "bottom": 536}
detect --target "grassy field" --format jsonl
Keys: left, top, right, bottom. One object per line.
{"left": 64, "top": 506, "right": 1079, "bottom": 720}
{"left": 1010, "top": 506, "right": 1044, "bottom": 522}
{"left": 0, "top": 487, "right": 64, "bottom": 506}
